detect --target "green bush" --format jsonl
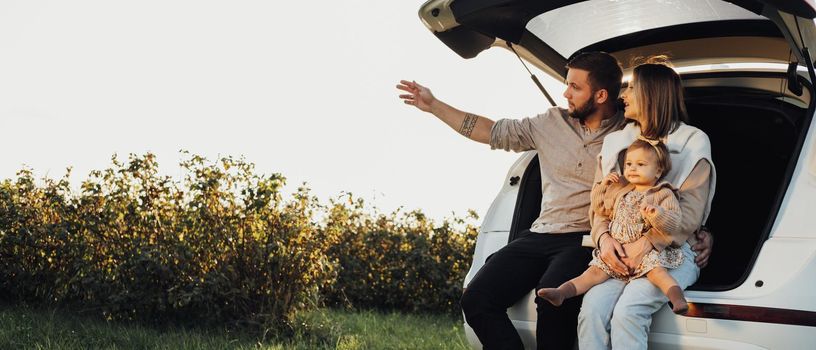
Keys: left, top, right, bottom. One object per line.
{"left": 0, "top": 153, "right": 338, "bottom": 332}
{"left": 0, "top": 152, "right": 478, "bottom": 333}
{"left": 322, "top": 196, "right": 477, "bottom": 314}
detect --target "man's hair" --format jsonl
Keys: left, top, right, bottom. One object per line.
{"left": 631, "top": 57, "right": 688, "bottom": 139}
{"left": 627, "top": 139, "right": 672, "bottom": 177}
{"left": 566, "top": 52, "right": 623, "bottom": 102}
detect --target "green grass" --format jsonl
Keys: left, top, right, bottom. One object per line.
{"left": 0, "top": 305, "right": 470, "bottom": 350}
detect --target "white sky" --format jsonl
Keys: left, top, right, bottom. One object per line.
{"left": 0, "top": 1, "right": 567, "bottom": 221}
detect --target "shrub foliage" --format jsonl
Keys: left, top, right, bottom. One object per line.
{"left": 0, "top": 153, "right": 477, "bottom": 332}
{"left": 322, "top": 196, "right": 477, "bottom": 313}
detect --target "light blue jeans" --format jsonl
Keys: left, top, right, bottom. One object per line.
{"left": 577, "top": 243, "right": 700, "bottom": 350}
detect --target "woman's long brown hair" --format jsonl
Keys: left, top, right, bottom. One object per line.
{"left": 632, "top": 58, "right": 689, "bottom": 139}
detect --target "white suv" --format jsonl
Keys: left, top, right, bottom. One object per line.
{"left": 418, "top": 0, "right": 816, "bottom": 348}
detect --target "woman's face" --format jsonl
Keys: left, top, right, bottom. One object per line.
{"left": 620, "top": 78, "right": 643, "bottom": 124}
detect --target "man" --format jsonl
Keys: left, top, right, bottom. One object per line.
{"left": 397, "top": 52, "right": 712, "bottom": 349}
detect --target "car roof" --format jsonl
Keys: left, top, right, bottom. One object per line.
{"left": 419, "top": 0, "right": 816, "bottom": 79}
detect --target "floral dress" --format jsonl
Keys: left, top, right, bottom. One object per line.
{"left": 589, "top": 190, "right": 684, "bottom": 280}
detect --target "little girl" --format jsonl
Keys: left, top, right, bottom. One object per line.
{"left": 537, "top": 137, "right": 689, "bottom": 314}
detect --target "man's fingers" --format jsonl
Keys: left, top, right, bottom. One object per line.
{"left": 695, "top": 253, "right": 709, "bottom": 268}
{"left": 399, "top": 79, "right": 416, "bottom": 87}
{"left": 695, "top": 248, "right": 710, "bottom": 261}
{"left": 396, "top": 84, "right": 416, "bottom": 93}
{"left": 694, "top": 247, "right": 710, "bottom": 266}
{"left": 692, "top": 228, "right": 713, "bottom": 268}
{"left": 399, "top": 94, "right": 414, "bottom": 99}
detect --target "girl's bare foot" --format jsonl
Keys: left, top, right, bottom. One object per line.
{"left": 537, "top": 282, "right": 577, "bottom": 307}
{"left": 667, "top": 286, "right": 689, "bottom": 314}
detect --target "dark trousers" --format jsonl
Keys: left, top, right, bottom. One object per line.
{"left": 460, "top": 230, "right": 592, "bottom": 350}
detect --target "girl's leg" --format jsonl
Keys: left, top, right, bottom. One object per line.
{"left": 537, "top": 266, "right": 609, "bottom": 306}
{"left": 646, "top": 267, "right": 688, "bottom": 314}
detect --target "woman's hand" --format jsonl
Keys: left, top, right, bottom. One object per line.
{"left": 621, "top": 236, "right": 654, "bottom": 273}
{"left": 599, "top": 233, "right": 629, "bottom": 276}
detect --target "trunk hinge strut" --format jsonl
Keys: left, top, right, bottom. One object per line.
{"left": 795, "top": 17, "right": 816, "bottom": 94}
{"left": 508, "top": 42, "right": 557, "bottom": 107}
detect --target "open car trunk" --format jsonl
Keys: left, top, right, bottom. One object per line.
{"left": 506, "top": 70, "right": 814, "bottom": 290}
{"left": 421, "top": 0, "right": 816, "bottom": 291}
{"left": 422, "top": 0, "right": 816, "bottom": 348}
{"left": 420, "top": 0, "right": 816, "bottom": 76}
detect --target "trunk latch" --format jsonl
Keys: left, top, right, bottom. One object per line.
{"left": 510, "top": 176, "right": 520, "bottom": 186}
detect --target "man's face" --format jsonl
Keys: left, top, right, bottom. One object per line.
{"left": 563, "top": 68, "right": 597, "bottom": 120}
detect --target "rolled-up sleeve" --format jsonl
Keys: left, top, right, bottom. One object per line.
{"left": 675, "top": 160, "right": 712, "bottom": 244}
{"left": 490, "top": 116, "right": 541, "bottom": 152}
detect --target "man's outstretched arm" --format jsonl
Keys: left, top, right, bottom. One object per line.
{"left": 397, "top": 80, "right": 494, "bottom": 144}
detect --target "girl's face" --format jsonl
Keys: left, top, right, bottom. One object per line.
{"left": 621, "top": 78, "right": 643, "bottom": 124}
{"left": 624, "top": 147, "right": 662, "bottom": 186}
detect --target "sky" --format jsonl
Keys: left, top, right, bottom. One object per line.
{"left": 0, "top": 1, "right": 567, "bottom": 221}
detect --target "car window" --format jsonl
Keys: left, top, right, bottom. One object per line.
{"left": 526, "top": 0, "right": 765, "bottom": 58}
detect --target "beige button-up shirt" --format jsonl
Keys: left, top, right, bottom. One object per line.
{"left": 490, "top": 107, "right": 624, "bottom": 234}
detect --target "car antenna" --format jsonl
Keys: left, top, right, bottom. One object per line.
{"left": 508, "top": 41, "right": 557, "bottom": 107}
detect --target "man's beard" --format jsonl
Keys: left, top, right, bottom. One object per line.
{"left": 568, "top": 96, "right": 597, "bottom": 121}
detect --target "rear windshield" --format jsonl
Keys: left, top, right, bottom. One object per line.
{"left": 526, "top": 0, "right": 765, "bottom": 58}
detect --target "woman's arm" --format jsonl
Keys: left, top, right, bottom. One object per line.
{"left": 675, "top": 160, "right": 712, "bottom": 242}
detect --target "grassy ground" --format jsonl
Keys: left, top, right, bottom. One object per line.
{"left": 0, "top": 304, "right": 470, "bottom": 350}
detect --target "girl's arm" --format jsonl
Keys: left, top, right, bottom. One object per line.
{"left": 643, "top": 160, "right": 712, "bottom": 251}
{"left": 590, "top": 159, "right": 629, "bottom": 276}
{"left": 642, "top": 188, "right": 683, "bottom": 252}
{"left": 590, "top": 162, "right": 614, "bottom": 246}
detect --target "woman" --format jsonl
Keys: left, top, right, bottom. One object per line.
{"left": 577, "top": 58, "right": 716, "bottom": 349}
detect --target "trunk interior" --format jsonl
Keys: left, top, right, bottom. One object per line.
{"left": 508, "top": 73, "right": 812, "bottom": 290}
